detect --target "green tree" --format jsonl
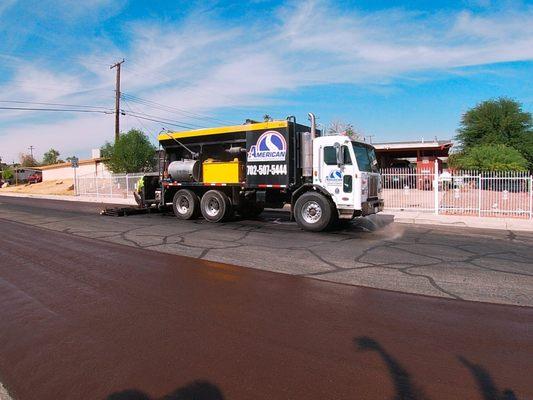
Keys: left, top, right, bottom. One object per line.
{"left": 456, "top": 98, "right": 532, "bottom": 167}
{"left": 42, "top": 148, "right": 61, "bottom": 165}
{"left": 2, "top": 168, "right": 13, "bottom": 180}
{"left": 101, "top": 129, "right": 156, "bottom": 173}
{"left": 449, "top": 144, "right": 528, "bottom": 171}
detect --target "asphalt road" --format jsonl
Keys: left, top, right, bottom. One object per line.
{"left": 0, "top": 195, "right": 532, "bottom": 306}
{"left": 0, "top": 218, "right": 532, "bottom": 400}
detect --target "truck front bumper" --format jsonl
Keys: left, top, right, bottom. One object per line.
{"left": 362, "top": 198, "right": 384, "bottom": 216}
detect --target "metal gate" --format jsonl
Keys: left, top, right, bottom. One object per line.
{"left": 381, "top": 162, "right": 533, "bottom": 219}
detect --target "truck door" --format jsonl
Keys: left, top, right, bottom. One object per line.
{"left": 320, "top": 144, "right": 356, "bottom": 207}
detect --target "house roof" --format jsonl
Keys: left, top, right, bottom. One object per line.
{"left": 373, "top": 140, "right": 453, "bottom": 151}
{"left": 39, "top": 158, "right": 105, "bottom": 170}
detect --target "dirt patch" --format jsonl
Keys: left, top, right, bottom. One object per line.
{"left": 0, "top": 179, "right": 74, "bottom": 196}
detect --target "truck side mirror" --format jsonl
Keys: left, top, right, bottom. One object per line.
{"left": 334, "top": 143, "right": 343, "bottom": 167}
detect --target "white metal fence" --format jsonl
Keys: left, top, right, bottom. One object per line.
{"left": 381, "top": 162, "right": 533, "bottom": 219}
{"left": 75, "top": 173, "right": 144, "bottom": 199}
{"left": 76, "top": 167, "right": 533, "bottom": 219}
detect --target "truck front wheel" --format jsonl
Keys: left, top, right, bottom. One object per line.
{"left": 200, "top": 190, "right": 233, "bottom": 223}
{"left": 173, "top": 189, "right": 200, "bottom": 220}
{"left": 294, "top": 192, "right": 333, "bottom": 232}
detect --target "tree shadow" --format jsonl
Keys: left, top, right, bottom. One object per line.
{"left": 355, "top": 336, "right": 428, "bottom": 400}
{"left": 458, "top": 356, "right": 518, "bottom": 400}
{"left": 105, "top": 347, "right": 520, "bottom": 400}
{"left": 105, "top": 380, "right": 224, "bottom": 400}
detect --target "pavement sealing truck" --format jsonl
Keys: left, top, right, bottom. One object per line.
{"left": 142, "top": 113, "right": 383, "bottom": 232}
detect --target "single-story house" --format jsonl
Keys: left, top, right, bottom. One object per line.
{"left": 41, "top": 157, "right": 110, "bottom": 181}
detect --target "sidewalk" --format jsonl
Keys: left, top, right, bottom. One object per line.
{"left": 384, "top": 210, "right": 533, "bottom": 232}
{"left": 0, "top": 192, "right": 136, "bottom": 205}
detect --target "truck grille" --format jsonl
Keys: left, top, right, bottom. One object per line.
{"left": 368, "top": 175, "right": 378, "bottom": 198}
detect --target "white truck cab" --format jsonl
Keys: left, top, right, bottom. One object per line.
{"left": 292, "top": 134, "right": 383, "bottom": 230}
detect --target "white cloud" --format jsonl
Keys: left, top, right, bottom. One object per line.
{"left": 0, "top": 113, "right": 113, "bottom": 163}
{"left": 1, "top": 0, "right": 532, "bottom": 162}
{"left": 0, "top": 0, "right": 17, "bottom": 17}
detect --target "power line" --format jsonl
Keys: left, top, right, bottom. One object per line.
{"left": 124, "top": 59, "right": 269, "bottom": 116}
{"left": 0, "top": 106, "right": 113, "bottom": 114}
{"left": 122, "top": 92, "right": 232, "bottom": 124}
{"left": 122, "top": 99, "right": 161, "bottom": 143}
{"left": 121, "top": 93, "right": 236, "bottom": 126}
{"left": 119, "top": 103, "right": 209, "bottom": 129}
{"left": 122, "top": 111, "right": 205, "bottom": 130}
{"left": 0, "top": 100, "right": 112, "bottom": 110}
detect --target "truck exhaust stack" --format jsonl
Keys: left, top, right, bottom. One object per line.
{"left": 301, "top": 113, "right": 316, "bottom": 178}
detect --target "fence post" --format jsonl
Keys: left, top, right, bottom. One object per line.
{"left": 530, "top": 175, "right": 533, "bottom": 220}
{"left": 126, "top": 174, "right": 129, "bottom": 196}
{"left": 434, "top": 160, "right": 439, "bottom": 215}
{"left": 95, "top": 175, "right": 98, "bottom": 199}
{"left": 478, "top": 174, "right": 482, "bottom": 217}
{"left": 74, "top": 167, "right": 77, "bottom": 196}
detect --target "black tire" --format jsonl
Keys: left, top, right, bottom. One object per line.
{"left": 200, "top": 190, "right": 232, "bottom": 222}
{"left": 327, "top": 208, "right": 340, "bottom": 230}
{"left": 173, "top": 189, "right": 200, "bottom": 220}
{"left": 294, "top": 191, "right": 333, "bottom": 232}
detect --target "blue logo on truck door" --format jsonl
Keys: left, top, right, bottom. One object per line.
{"left": 248, "top": 131, "right": 287, "bottom": 162}
{"left": 328, "top": 169, "right": 342, "bottom": 180}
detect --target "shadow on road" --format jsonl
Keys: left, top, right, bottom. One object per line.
{"left": 106, "top": 380, "right": 224, "bottom": 400}
{"left": 458, "top": 356, "right": 518, "bottom": 400}
{"left": 104, "top": 339, "right": 519, "bottom": 400}
{"left": 355, "top": 336, "right": 429, "bottom": 400}
{"left": 355, "top": 337, "right": 520, "bottom": 400}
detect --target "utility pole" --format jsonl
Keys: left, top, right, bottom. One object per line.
{"left": 28, "top": 145, "right": 35, "bottom": 158}
{"left": 365, "top": 134, "right": 375, "bottom": 144}
{"left": 110, "top": 59, "right": 125, "bottom": 142}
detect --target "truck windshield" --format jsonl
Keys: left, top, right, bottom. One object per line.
{"left": 352, "top": 142, "right": 379, "bottom": 172}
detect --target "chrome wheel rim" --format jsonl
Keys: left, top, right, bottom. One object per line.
{"left": 206, "top": 197, "right": 221, "bottom": 217}
{"left": 177, "top": 196, "right": 190, "bottom": 214}
{"left": 302, "top": 201, "right": 322, "bottom": 224}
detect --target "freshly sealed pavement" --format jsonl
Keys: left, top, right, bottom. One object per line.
{"left": 0, "top": 218, "right": 532, "bottom": 400}
{"left": 0, "top": 196, "right": 532, "bottom": 306}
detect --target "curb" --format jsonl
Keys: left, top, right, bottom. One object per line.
{"left": 385, "top": 212, "right": 533, "bottom": 233}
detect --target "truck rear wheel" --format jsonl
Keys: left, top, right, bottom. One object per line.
{"left": 294, "top": 192, "right": 332, "bottom": 232}
{"left": 173, "top": 189, "right": 200, "bottom": 220}
{"left": 200, "top": 190, "right": 232, "bottom": 223}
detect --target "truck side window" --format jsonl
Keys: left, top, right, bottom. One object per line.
{"left": 343, "top": 146, "right": 352, "bottom": 165}
{"left": 343, "top": 175, "right": 353, "bottom": 193}
{"left": 324, "top": 146, "right": 337, "bottom": 165}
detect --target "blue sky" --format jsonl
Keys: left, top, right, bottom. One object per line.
{"left": 0, "top": 0, "right": 532, "bottom": 162}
